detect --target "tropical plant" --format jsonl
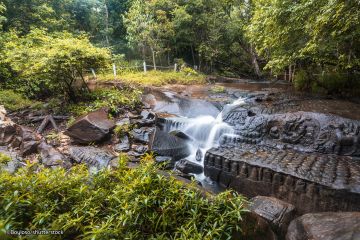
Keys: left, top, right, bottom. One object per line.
{"left": 0, "top": 158, "right": 249, "bottom": 239}
{"left": 2, "top": 29, "right": 111, "bottom": 101}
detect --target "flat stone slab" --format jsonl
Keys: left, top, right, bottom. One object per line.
{"left": 205, "top": 145, "right": 360, "bottom": 213}
{"left": 69, "top": 146, "right": 116, "bottom": 169}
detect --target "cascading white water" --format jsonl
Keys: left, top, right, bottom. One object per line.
{"left": 165, "top": 97, "right": 246, "bottom": 180}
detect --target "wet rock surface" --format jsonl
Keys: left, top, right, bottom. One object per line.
{"left": 65, "top": 109, "right": 115, "bottom": 144}
{"left": 205, "top": 145, "right": 360, "bottom": 214}
{"left": 38, "top": 142, "right": 69, "bottom": 167}
{"left": 175, "top": 159, "right": 203, "bottom": 174}
{"left": 250, "top": 196, "right": 295, "bottom": 237}
{"left": 149, "top": 127, "right": 190, "bottom": 160}
{"left": 114, "top": 135, "right": 131, "bottom": 152}
{"left": 196, "top": 89, "right": 360, "bottom": 215}
{"left": 0, "top": 146, "right": 22, "bottom": 174}
{"left": 223, "top": 111, "right": 360, "bottom": 157}
{"left": 131, "top": 127, "right": 153, "bottom": 144}
{"left": 0, "top": 111, "right": 18, "bottom": 146}
{"left": 286, "top": 212, "right": 360, "bottom": 240}
{"left": 68, "top": 146, "right": 116, "bottom": 169}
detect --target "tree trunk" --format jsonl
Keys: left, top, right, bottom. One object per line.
{"left": 198, "top": 53, "right": 202, "bottom": 71}
{"left": 250, "top": 45, "right": 261, "bottom": 78}
{"left": 142, "top": 45, "right": 146, "bottom": 62}
{"left": 104, "top": 0, "right": 110, "bottom": 47}
{"left": 292, "top": 65, "right": 296, "bottom": 81}
{"left": 289, "top": 65, "right": 292, "bottom": 82}
{"left": 151, "top": 47, "right": 156, "bottom": 70}
{"left": 167, "top": 50, "right": 170, "bottom": 66}
{"left": 191, "top": 45, "right": 196, "bottom": 67}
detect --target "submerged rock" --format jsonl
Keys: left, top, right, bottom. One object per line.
{"left": 286, "top": 212, "right": 360, "bottom": 240}
{"left": 149, "top": 127, "right": 190, "bottom": 160}
{"left": 68, "top": 146, "right": 116, "bottom": 169}
{"left": 195, "top": 149, "right": 203, "bottom": 162}
{"left": 65, "top": 109, "right": 115, "bottom": 144}
{"left": 169, "top": 130, "right": 193, "bottom": 141}
{"left": 175, "top": 159, "right": 203, "bottom": 174}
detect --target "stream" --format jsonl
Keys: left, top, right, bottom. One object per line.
{"left": 146, "top": 88, "right": 250, "bottom": 191}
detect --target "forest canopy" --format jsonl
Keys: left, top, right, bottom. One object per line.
{"left": 0, "top": 0, "right": 359, "bottom": 94}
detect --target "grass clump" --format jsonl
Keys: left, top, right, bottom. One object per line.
{"left": 0, "top": 90, "right": 38, "bottom": 111}
{"left": 114, "top": 123, "right": 135, "bottom": 138}
{"left": 0, "top": 159, "right": 248, "bottom": 240}
{"left": 210, "top": 85, "right": 226, "bottom": 93}
{"left": 67, "top": 88, "right": 142, "bottom": 116}
{"left": 0, "top": 153, "right": 11, "bottom": 165}
{"left": 98, "top": 70, "right": 206, "bottom": 86}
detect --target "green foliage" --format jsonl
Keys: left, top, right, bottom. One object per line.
{"left": 114, "top": 123, "right": 134, "bottom": 138}
{"left": 98, "top": 70, "right": 206, "bottom": 86}
{"left": 2, "top": 29, "right": 110, "bottom": 100}
{"left": 140, "top": 152, "right": 155, "bottom": 164}
{"left": 124, "top": 0, "right": 259, "bottom": 76}
{"left": 0, "top": 161, "right": 248, "bottom": 239}
{"left": 0, "top": 90, "right": 37, "bottom": 111}
{"left": 210, "top": 86, "right": 226, "bottom": 94}
{"left": 0, "top": 2, "right": 5, "bottom": 30}
{"left": 45, "top": 131, "right": 61, "bottom": 143}
{"left": 180, "top": 66, "right": 198, "bottom": 76}
{"left": 67, "top": 88, "right": 142, "bottom": 116}
{"left": 318, "top": 73, "right": 348, "bottom": 94}
{"left": 247, "top": 0, "right": 360, "bottom": 73}
{"left": 0, "top": 153, "right": 11, "bottom": 165}
{"left": 294, "top": 70, "right": 312, "bottom": 91}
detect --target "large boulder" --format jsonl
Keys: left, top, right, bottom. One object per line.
{"left": 68, "top": 146, "right": 116, "bottom": 169}
{"left": 0, "top": 106, "right": 18, "bottom": 146}
{"left": 65, "top": 109, "right": 115, "bottom": 144}
{"left": 38, "top": 142, "right": 69, "bottom": 168}
{"left": 175, "top": 159, "right": 203, "bottom": 174}
{"left": 19, "top": 126, "right": 41, "bottom": 157}
{"left": 286, "top": 212, "right": 360, "bottom": 240}
{"left": 149, "top": 127, "right": 191, "bottom": 160}
{"left": 250, "top": 196, "right": 295, "bottom": 237}
{"left": 131, "top": 127, "right": 153, "bottom": 144}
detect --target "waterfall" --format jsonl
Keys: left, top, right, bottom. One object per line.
{"left": 163, "top": 97, "right": 246, "bottom": 174}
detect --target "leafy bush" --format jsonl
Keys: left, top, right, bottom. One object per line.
{"left": 0, "top": 159, "right": 249, "bottom": 240}
{"left": 295, "top": 70, "right": 360, "bottom": 95}
{"left": 318, "top": 72, "right": 348, "bottom": 94}
{"left": 294, "top": 70, "right": 312, "bottom": 91}
{"left": 180, "top": 66, "right": 199, "bottom": 76}
{"left": 0, "top": 90, "right": 37, "bottom": 111}
{"left": 2, "top": 29, "right": 110, "bottom": 101}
